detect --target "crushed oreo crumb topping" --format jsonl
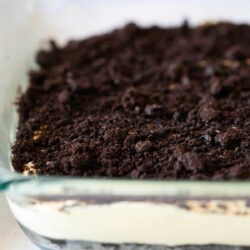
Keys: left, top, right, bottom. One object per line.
{"left": 12, "top": 22, "right": 250, "bottom": 179}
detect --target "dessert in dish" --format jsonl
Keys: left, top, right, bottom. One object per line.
{"left": 12, "top": 22, "right": 250, "bottom": 179}
{"left": 9, "top": 22, "right": 250, "bottom": 250}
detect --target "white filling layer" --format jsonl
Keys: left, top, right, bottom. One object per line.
{"left": 8, "top": 199, "right": 250, "bottom": 246}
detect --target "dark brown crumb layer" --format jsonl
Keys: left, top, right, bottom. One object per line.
{"left": 12, "top": 22, "right": 250, "bottom": 179}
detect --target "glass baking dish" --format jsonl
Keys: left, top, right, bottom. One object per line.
{"left": 1, "top": 0, "right": 250, "bottom": 249}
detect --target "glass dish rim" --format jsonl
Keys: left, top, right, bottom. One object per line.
{"left": 2, "top": 170, "right": 250, "bottom": 198}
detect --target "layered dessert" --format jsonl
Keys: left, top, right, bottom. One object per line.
{"left": 10, "top": 22, "right": 250, "bottom": 249}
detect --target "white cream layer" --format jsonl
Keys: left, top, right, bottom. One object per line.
{"left": 8, "top": 200, "right": 250, "bottom": 246}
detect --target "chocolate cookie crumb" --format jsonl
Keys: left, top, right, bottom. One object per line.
{"left": 12, "top": 22, "right": 250, "bottom": 179}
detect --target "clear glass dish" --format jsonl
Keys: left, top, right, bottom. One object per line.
{"left": 1, "top": 1, "right": 250, "bottom": 249}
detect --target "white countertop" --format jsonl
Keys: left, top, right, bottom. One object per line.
{"left": 0, "top": 194, "right": 39, "bottom": 250}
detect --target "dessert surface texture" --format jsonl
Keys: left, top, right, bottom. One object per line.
{"left": 12, "top": 22, "right": 250, "bottom": 179}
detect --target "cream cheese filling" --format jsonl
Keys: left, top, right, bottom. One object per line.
{"left": 8, "top": 199, "right": 250, "bottom": 246}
